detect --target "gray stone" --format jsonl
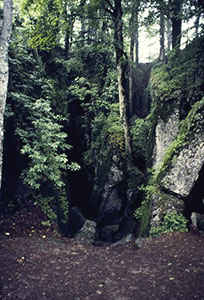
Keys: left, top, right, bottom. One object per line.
{"left": 191, "top": 212, "right": 204, "bottom": 231}
{"left": 99, "top": 160, "right": 125, "bottom": 225}
{"left": 109, "top": 233, "right": 133, "bottom": 248}
{"left": 161, "top": 133, "right": 204, "bottom": 197}
{"left": 151, "top": 192, "right": 184, "bottom": 228}
{"left": 153, "top": 108, "right": 180, "bottom": 168}
{"left": 75, "top": 219, "right": 97, "bottom": 243}
{"left": 100, "top": 186, "right": 123, "bottom": 220}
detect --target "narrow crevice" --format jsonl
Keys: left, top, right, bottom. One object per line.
{"left": 184, "top": 163, "right": 204, "bottom": 220}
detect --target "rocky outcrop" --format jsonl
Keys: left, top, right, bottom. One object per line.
{"left": 150, "top": 98, "right": 204, "bottom": 228}
{"left": 191, "top": 212, "right": 204, "bottom": 231}
{"left": 97, "top": 156, "right": 125, "bottom": 241}
{"left": 153, "top": 108, "right": 180, "bottom": 168}
{"left": 75, "top": 219, "right": 97, "bottom": 244}
{"left": 67, "top": 207, "right": 96, "bottom": 243}
{"left": 161, "top": 133, "right": 204, "bottom": 197}
{"left": 151, "top": 192, "right": 184, "bottom": 227}
{"left": 94, "top": 155, "right": 138, "bottom": 242}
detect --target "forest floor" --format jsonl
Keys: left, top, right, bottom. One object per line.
{"left": 0, "top": 206, "right": 204, "bottom": 300}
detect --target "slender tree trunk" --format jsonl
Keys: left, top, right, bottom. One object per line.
{"left": 135, "top": 20, "right": 139, "bottom": 65}
{"left": 113, "top": 0, "right": 132, "bottom": 158}
{"left": 129, "top": 0, "right": 139, "bottom": 117}
{"left": 0, "top": 0, "right": 13, "bottom": 189}
{"left": 159, "top": 1, "right": 165, "bottom": 61}
{"left": 170, "top": 0, "right": 183, "bottom": 49}
{"left": 129, "top": 7, "right": 135, "bottom": 117}
{"left": 167, "top": 18, "right": 172, "bottom": 51}
{"left": 65, "top": 19, "right": 74, "bottom": 59}
{"left": 194, "top": 13, "right": 200, "bottom": 37}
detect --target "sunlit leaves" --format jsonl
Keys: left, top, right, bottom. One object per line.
{"left": 19, "top": 0, "right": 64, "bottom": 50}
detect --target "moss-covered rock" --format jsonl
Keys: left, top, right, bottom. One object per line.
{"left": 136, "top": 36, "right": 204, "bottom": 237}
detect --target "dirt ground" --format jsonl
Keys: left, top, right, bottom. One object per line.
{"left": 0, "top": 207, "right": 204, "bottom": 300}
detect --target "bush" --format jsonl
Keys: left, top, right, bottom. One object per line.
{"left": 150, "top": 211, "right": 188, "bottom": 237}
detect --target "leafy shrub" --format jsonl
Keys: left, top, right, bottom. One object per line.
{"left": 150, "top": 211, "right": 188, "bottom": 237}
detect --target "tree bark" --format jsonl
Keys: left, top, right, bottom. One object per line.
{"left": 167, "top": 18, "right": 172, "bottom": 51}
{"left": 169, "top": 0, "right": 183, "bottom": 49}
{"left": 113, "top": 0, "right": 132, "bottom": 158}
{"left": 129, "top": 0, "right": 139, "bottom": 117}
{"left": 0, "top": 0, "right": 13, "bottom": 189}
{"left": 159, "top": 0, "right": 165, "bottom": 61}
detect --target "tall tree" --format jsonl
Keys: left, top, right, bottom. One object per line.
{"left": 169, "top": 0, "right": 183, "bottom": 48}
{"left": 129, "top": 0, "right": 140, "bottom": 117}
{"left": 104, "top": 0, "right": 132, "bottom": 158}
{"left": 159, "top": 0, "right": 165, "bottom": 61}
{"left": 0, "top": 0, "right": 13, "bottom": 188}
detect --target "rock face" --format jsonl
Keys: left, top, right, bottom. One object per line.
{"left": 97, "top": 157, "right": 125, "bottom": 241}
{"left": 150, "top": 98, "right": 204, "bottom": 228}
{"left": 94, "top": 155, "right": 138, "bottom": 242}
{"left": 151, "top": 193, "right": 184, "bottom": 228}
{"left": 67, "top": 206, "right": 97, "bottom": 243}
{"left": 75, "top": 219, "right": 97, "bottom": 244}
{"left": 191, "top": 212, "right": 204, "bottom": 231}
{"left": 161, "top": 133, "right": 204, "bottom": 197}
{"left": 153, "top": 108, "right": 180, "bottom": 168}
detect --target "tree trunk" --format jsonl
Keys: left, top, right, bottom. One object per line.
{"left": 170, "top": 0, "right": 183, "bottom": 49}
{"left": 194, "top": 14, "right": 200, "bottom": 37}
{"left": 65, "top": 18, "right": 74, "bottom": 59}
{"left": 129, "top": 6, "right": 135, "bottom": 118}
{"left": 113, "top": 0, "right": 132, "bottom": 158}
{"left": 0, "top": 0, "right": 13, "bottom": 189}
{"left": 129, "top": 0, "right": 139, "bottom": 118}
{"left": 135, "top": 20, "right": 139, "bottom": 65}
{"left": 159, "top": 1, "right": 165, "bottom": 61}
{"left": 167, "top": 18, "right": 172, "bottom": 51}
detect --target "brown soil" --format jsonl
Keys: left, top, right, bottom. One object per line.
{"left": 0, "top": 207, "right": 204, "bottom": 300}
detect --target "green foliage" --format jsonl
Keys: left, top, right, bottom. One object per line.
{"left": 20, "top": 0, "right": 64, "bottom": 50}
{"left": 131, "top": 117, "right": 151, "bottom": 162}
{"left": 5, "top": 32, "right": 81, "bottom": 227}
{"left": 150, "top": 36, "right": 204, "bottom": 110}
{"left": 35, "top": 195, "right": 57, "bottom": 225}
{"left": 134, "top": 183, "right": 155, "bottom": 220}
{"left": 16, "top": 98, "right": 79, "bottom": 190}
{"left": 150, "top": 64, "right": 182, "bottom": 103}
{"left": 150, "top": 211, "right": 188, "bottom": 237}
{"left": 68, "top": 68, "right": 121, "bottom": 169}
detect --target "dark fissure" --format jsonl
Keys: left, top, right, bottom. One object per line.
{"left": 184, "top": 163, "right": 204, "bottom": 220}
{"left": 67, "top": 100, "right": 92, "bottom": 219}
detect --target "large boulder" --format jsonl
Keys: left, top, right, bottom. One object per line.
{"left": 150, "top": 98, "right": 204, "bottom": 228}
{"left": 153, "top": 108, "right": 180, "bottom": 168}
{"left": 98, "top": 156, "right": 125, "bottom": 227}
{"left": 191, "top": 212, "right": 204, "bottom": 231}
{"left": 75, "top": 219, "right": 97, "bottom": 244}
{"left": 161, "top": 133, "right": 204, "bottom": 197}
